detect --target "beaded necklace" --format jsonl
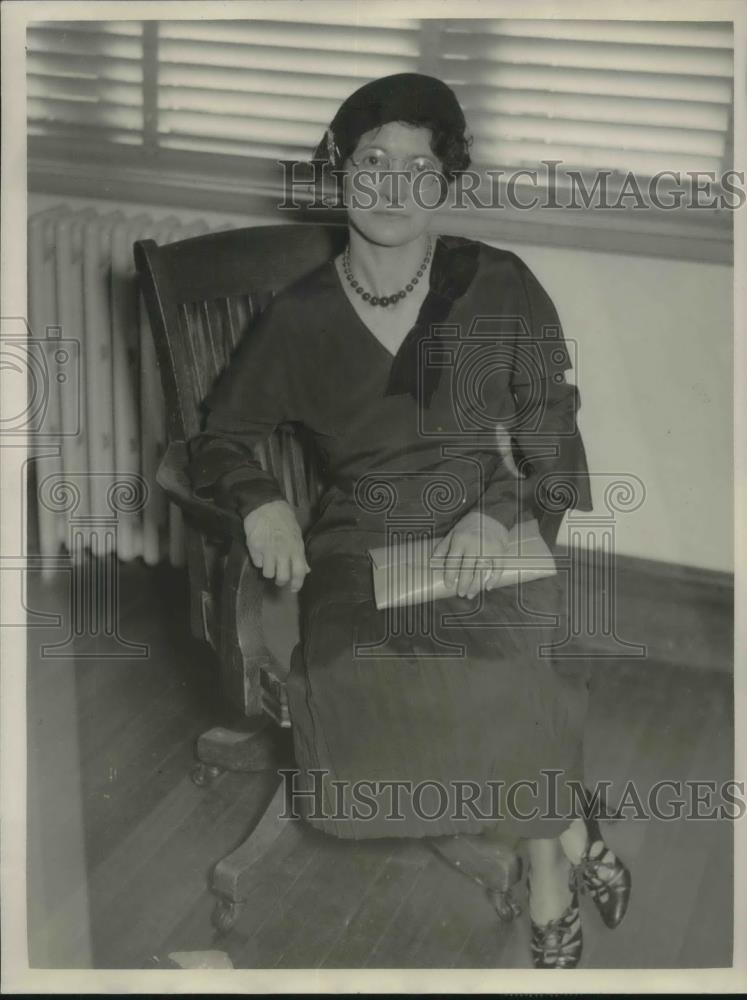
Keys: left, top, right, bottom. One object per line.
{"left": 341, "top": 238, "right": 433, "bottom": 307}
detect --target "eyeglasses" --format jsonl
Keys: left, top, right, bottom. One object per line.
{"left": 348, "top": 146, "right": 442, "bottom": 181}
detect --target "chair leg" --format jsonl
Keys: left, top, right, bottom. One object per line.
{"left": 210, "top": 780, "right": 303, "bottom": 933}
{"left": 429, "top": 833, "right": 523, "bottom": 922}
{"left": 191, "top": 715, "right": 278, "bottom": 786}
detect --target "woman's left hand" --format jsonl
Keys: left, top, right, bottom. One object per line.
{"left": 431, "top": 511, "right": 510, "bottom": 600}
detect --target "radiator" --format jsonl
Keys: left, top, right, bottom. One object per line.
{"left": 27, "top": 205, "right": 225, "bottom": 572}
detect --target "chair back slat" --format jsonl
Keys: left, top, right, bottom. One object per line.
{"left": 134, "top": 223, "right": 347, "bottom": 512}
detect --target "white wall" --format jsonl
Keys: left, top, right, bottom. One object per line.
{"left": 489, "top": 239, "right": 733, "bottom": 574}
{"left": 29, "top": 193, "right": 734, "bottom": 573}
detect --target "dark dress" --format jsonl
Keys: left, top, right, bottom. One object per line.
{"left": 187, "top": 234, "right": 594, "bottom": 841}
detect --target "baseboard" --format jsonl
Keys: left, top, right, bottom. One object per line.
{"left": 553, "top": 545, "right": 734, "bottom": 674}
{"left": 25, "top": 525, "right": 733, "bottom": 676}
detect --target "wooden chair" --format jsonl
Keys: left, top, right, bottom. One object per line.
{"left": 134, "top": 223, "right": 525, "bottom": 933}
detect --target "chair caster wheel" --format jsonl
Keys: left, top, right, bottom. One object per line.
{"left": 488, "top": 888, "right": 522, "bottom": 922}
{"left": 191, "top": 763, "right": 223, "bottom": 787}
{"left": 212, "top": 898, "right": 244, "bottom": 934}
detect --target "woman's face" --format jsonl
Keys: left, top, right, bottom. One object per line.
{"left": 341, "top": 121, "right": 447, "bottom": 247}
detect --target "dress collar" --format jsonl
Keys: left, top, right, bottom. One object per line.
{"left": 384, "top": 234, "right": 481, "bottom": 408}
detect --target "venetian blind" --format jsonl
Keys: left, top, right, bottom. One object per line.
{"left": 27, "top": 17, "right": 734, "bottom": 186}
{"left": 27, "top": 20, "right": 146, "bottom": 148}
{"left": 438, "top": 19, "right": 734, "bottom": 179}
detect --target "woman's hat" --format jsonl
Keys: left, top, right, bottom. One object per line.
{"left": 312, "top": 72, "right": 466, "bottom": 168}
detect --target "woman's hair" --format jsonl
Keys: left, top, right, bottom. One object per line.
{"left": 402, "top": 117, "right": 473, "bottom": 181}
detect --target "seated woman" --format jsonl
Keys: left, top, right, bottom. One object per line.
{"left": 187, "top": 72, "right": 631, "bottom": 969}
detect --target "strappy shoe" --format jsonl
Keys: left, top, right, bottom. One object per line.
{"left": 528, "top": 876, "right": 583, "bottom": 969}
{"left": 572, "top": 814, "right": 631, "bottom": 929}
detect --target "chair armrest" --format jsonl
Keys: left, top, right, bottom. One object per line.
{"left": 159, "top": 440, "right": 300, "bottom": 721}
{"left": 156, "top": 439, "right": 244, "bottom": 543}
{"left": 220, "top": 532, "right": 298, "bottom": 721}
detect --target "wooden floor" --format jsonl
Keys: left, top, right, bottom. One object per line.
{"left": 26, "top": 555, "right": 734, "bottom": 970}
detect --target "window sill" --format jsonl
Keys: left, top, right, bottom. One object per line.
{"left": 28, "top": 149, "right": 734, "bottom": 265}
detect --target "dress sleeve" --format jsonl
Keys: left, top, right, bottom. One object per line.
{"left": 477, "top": 256, "right": 593, "bottom": 531}
{"left": 186, "top": 297, "right": 300, "bottom": 521}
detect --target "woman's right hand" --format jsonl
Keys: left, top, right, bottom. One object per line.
{"left": 242, "top": 499, "right": 310, "bottom": 592}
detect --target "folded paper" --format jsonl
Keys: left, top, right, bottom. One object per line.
{"left": 368, "top": 516, "right": 557, "bottom": 610}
